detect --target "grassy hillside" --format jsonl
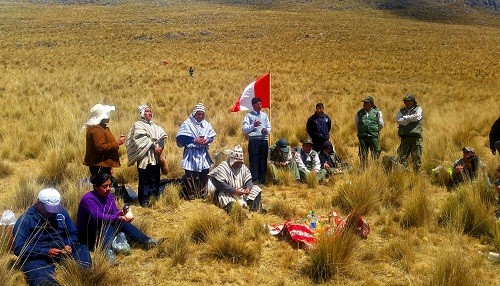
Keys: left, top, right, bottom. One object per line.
{"left": 0, "top": 0, "right": 499, "bottom": 285}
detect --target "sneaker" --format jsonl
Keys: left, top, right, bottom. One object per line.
{"left": 144, "top": 237, "right": 166, "bottom": 249}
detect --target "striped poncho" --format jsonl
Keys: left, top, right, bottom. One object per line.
{"left": 126, "top": 120, "right": 167, "bottom": 169}
{"left": 208, "top": 160, "right": 261, "bottom": 208}
{"left": 176, "top": 116, "right": 216, "bottom": 172}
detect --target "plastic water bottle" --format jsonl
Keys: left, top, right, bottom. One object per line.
{"left": 306, "top": 211, "right": 313, "bottom": 224}
{"left": 106, "top": 249, "right": 117, "bottom": 265}
{"left": 310, "top": 211, "right": 317, "bottom": 231}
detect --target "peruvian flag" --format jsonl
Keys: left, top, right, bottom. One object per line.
{"left": 231, "top": 73, "right": 271, "bottom": 112}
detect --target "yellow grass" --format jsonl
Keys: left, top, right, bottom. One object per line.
{"left": 0, "top": 0, "right": 499, "bottom": 285}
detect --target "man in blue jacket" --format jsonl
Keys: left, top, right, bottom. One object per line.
{"left": 12, "top": 188, "right": 91, "bottom": 286}
{"left": 306, "top": 103, "right": 332, "bottom": 152}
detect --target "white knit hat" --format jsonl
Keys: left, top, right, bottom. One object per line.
{"left": 191, "top": 103, "right": 205, "bottom": 116}
{"left": 229, "top": 145, "right": 244, "bottom": 166}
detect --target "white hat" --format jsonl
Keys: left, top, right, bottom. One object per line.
{"left": 191, "top": 103, "right": 205, "bottom": 116}
{"left": 229, "top": 145, "right": 244, "bottom": 166}
{"left": 38, "top": 188, "right": 61, "bottom": 214}
{"left": 82, "top": 104, "right": 115, "bottom": 129}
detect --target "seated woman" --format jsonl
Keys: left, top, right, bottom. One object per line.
{"left": 208, "top": 146, "right": 263, "bottom": 213}
{"left": 76, "top": 173, "right": 161, "bottom": 255}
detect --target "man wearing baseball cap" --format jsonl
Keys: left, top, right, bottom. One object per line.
{"left": 396, "top": 94, "right": 423, "bottom": 172}
{"left": 294, "top": 138, "right": 327, "bottom": 183}
{"left": 268, "top": 138, "right": 300, "bottom": 183}
{"left": 451, "top": 147, "right": 486, "bottom": 187}
{"left": 12, "top": 188, "right": 91, "bottom": 286}
{"left": 355, "top": 96, "right": 384, "bottom": 169}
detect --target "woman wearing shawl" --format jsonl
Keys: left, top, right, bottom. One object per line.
{"left": 176, "top": 103, "right": 216, "bottom": 200}
{"left": 208, "top": 146, "right": 263, "bottom": 213}
{"left": 82, "top": 103, "right": 126, "bottom": 176}
{"left": 126, "top": 105, "right": 167, "bottom": 207}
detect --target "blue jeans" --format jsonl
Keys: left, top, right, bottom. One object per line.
{"left": 22, "top": 244, "right": 91, "bottom": 286}
{"left": 79, "top": 219, "right": 150, "bottom": 251}
{"left": 138, "top": 163, "right": 161, "bottom": 206}
{"left": 248, "top": 140, "right": 268, "bottom": 184}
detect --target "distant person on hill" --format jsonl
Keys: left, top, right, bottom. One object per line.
{"left": 355, "top": 96, "right": 384, "bottom": 169}
{"left": 294, "top": 138, "right": 327, "bottom": 183}
{"left": 82, "top": 103, "right": 126, "bottom": 177}
{"left": 242, "top": 97, "right": 271, "bottom": 185}
{"left": 396, "top": 94, "right": 423, "bottom": 172}
{"left": 188, "top": 66, "right": 194, "bottom": 77}
{"left": 126, "top": 105, "right": 168, "bottom": 207}
{"left": 268, "top": 138, "right": 300, "bottom": 183}
{"left": 77, "top": 173, "right": 162, "bottom": 263}
{"left": 306, "top": 102, "right": 332, "bottom": 152}
{"left": 176, "top": 103, "right": 216, "bottom": 200}
{"left": 319, "top": 140, "right": 351, "bottom": 176}
{"left": 208, "top": 145, "right": 264, "bottom": 213}
{"left": 489, "top": 117, "right": 500, "bottom": 155}
{"left": 12, "top": 188, "right": 91, "bottom": 286}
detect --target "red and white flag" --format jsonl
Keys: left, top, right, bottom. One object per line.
{"left": 231, "top": 73, "right": 270, "bottom": 112}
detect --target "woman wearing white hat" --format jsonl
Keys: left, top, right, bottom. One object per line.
{"left": 82, "top": 103, "right": 126, "bottom": 176}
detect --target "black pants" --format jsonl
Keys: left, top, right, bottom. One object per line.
{"left": 138, "top": 164, "right": 161, "bottom": 206}
{"left": 248, "top": 140, "right": 268, "bottom": 184}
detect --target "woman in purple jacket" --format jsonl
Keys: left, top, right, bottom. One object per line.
{"left": 76, "top": 173, "right": 160, "bottom": 253}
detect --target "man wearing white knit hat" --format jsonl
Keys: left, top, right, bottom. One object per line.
{"left": 176, "top": 103, "right": 217, "bottom": 200}
{"left": 208, "top": 146, "right": 263, "bottom": 213}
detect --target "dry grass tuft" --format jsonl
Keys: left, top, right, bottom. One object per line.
{"left": 0, "top": 256, "right": 19, "bottom": 286}
{"left": 332, "top": 174, "right": 381, "bottom": 216}
{"left": 385, "top": 239, "right": 415, "bottom": 271}
{"left": 491, "top": 221, "right": 500, "bottom": 252}
{"left": 306, "top": 230, "right": 359, "bottom": 283}
{"left": 426, "top": 251, "right": 476, "bottom": 286}
{"left": 10, "top": 176, "right": 40, "bottom": 213}
{"left": 187, "top": 210, "right": 226, "bottom": 243}
{"left": 439, "top": 184, "right": 494, "bottom": 237}
{"left": 207, "top": 232, "right": 261, "bottom": 265}
{"left": 400, "top": 188, "right": 432, "bottom": 228}
{"left": 156, "top": 230, "right": 191, "bottom": 266}
{"left": 229, "top": 202, "right": 247, "bottom": 225}
{"left": 37, "top": 148, "right": 71, "bottom": 186}
{"left": 269, "top": 199, "right": 299, "bottom": 220}
{"left": 55, "top": 249, "right": 129, "bottom": 285}
{"left": 0, "top": 161, "right": 13, "bottom": 179}
{"left": 157, "top": 183, "right": 181, "bottom": 210}
{"left": 305, "top": 171, "right": 319, "bottom": 189}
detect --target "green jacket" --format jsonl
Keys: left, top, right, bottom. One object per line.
{"left": 357, "top": 108, "right": 380, "bottom": 138}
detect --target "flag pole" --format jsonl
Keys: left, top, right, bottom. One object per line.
{"left": 268, "top": 71, "right": 272, "bottom": 145}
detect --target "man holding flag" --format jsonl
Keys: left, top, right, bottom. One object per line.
{"left": 233, "top": 73, "right": 271, "bottom": 185}
{"left": 242, "top": 97, "right": 271, "bottom": 184}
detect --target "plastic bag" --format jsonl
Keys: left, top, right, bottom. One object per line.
{"left": 0, "top": 210, "right": 16, "bottom": 226}
{"left": 112, "top": 232, "right": 131, "bottom": 255}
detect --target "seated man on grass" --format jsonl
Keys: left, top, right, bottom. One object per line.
{"left": 12, "top": 188, "right": 91, "bottom": 286}
{"left": 318, "top": 140, "right": 351, "bottom": 177}
{"left": 267, "top": 138, "right": 300, "bottom": 183}
{"left": 294, "top": 138, "right": 327, "bottom": 183}
{"left": 208, "top": 145, "right": 264, "bottom": 213}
